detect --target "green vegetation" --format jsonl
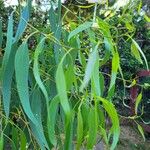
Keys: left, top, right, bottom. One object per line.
{"left": 0, "top": 0, "right": 150, "bottom": 149}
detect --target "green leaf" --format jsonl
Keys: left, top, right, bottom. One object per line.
{"left": 91, "top": 53, "right": 101, "bottom": 96}
{"left": 135, "top": 92, "right": 142, "bottom": 115}
{"left": 20, "top": 130, "right": 27, "bottom": 150}
{"left": 64, "top": 113, "right": 74, "bottom": 150}
{"left": 137, "top": 124, "right": 145, "bottom": 141}
{"left": 56, "top": 61, "right": 71, "bottom": 116}
{"left": 2, "top": 12, "right": 14, "bottom": 117}
{"left": 0, "top": 133, "right": 3, "bottom": 150}
{"left": 80, "top": 42, "right": 100, "bottom": 91}
{"left": 12, "top": 126, "right": 19, "bottom": 149}
{"left": 76, "top": 108, "right": 83, "bottom": 150}
{"left": 131, "top": 39, "right": 149, "bottom": 70}
{"left": 87, "top": 107, "right": 98, "bottom": 149}
{"left": 15, "top": 42, "right": 38, "bottom": 125}
{"left": 30, "top": 88, "right": 49, "bottom": 149}
{"left": 56, "top": 50, "right": 74, "bottom": 150}
{"left": 0, "top": 19, "right": 2, "bottom": 48}
{"left": 14, "top": 0, "right": 31, "bottom": 42}
{"left": 48, "top": 96, "right": 60, "bottom": 146}
{"left": 98, "top": 97, "right": 120, "bottom": 150}
{"left": 144, "top": 14, "right": 150, "bottom": 22}
{"left": 68, "top": 22, "right": 93, "bottom": 41}
{"left": 131, "top": 40, "right": 143, "bottom": 64}
{"left": 108, "top": 52, "right": 120, "bottom": 99}
{"left": 33, "top": 38, "right": 49, "bottom": 102}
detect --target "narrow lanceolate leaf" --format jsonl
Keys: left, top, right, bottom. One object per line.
{"left": 131, "top": 40, "right": 143, "bottom": 64}
{"left": 80, "top": 42, "right": 100, "bottom": 91}
{"left": 56, "top": 57, "right": 72, "bottom": 150}
{"left": 2, "top": 12, "right": 14, "bottom": 117}
{"left": 76, "top": 108, "right": 83, "bottom": 150}
{"left": 135, "top": 92, "right": 142, "bottom": 115}
{"left": 48, "top": 96, "right": 60, "bottom": 146}
{"left": 30, "top": 89, "right": 49, "bottom": 149}
{"left": 131, "top": 39, "right": 149, "bottom": 70}
{"left": 20, "top": 130, "right": 27, "bottom": 150}
{"left": 108, "top": 52, "right": 120, "bottom": 99}
{"left": 0, "top": 133, "right": 3, "bottom": 150}
{"left": 137, "top": 124, "right": 145, "bottom": 141}
{"left": 68, "top": 22, "right": 93, "bottom": 41}
{"left": 91, "top": 54, "right": 101, "bottom": 96}
{"left": 56, "top": 62, "right": 70, "bottom": 116}
{"left": 15, "top": 42, "right": 38, "bottom": 125}
{"left": 14, "top": 0, "right": 31, "bottom": 42}
{"left": 98, "top": 97, "right": 120, "bottom": 150}
{"left": 33, "top": 38, "right": 49, "bottom": 102}
{"left": 0, "top": 19, "right": 2, "bottom": 48}
{"left": 87, "top": 107, "right": 98, "bottom": 149}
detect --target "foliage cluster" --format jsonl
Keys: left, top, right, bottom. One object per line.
{"left": 0, "top": 0, "right": 150, "bottom": 149}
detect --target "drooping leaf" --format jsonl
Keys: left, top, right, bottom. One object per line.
{"left": 48, "top": 96, "right": 60, "bottom": 146}
{"left": 98, "top": 97, "right": 120, "bottom": 150}
{"left": 15, "top": 42, "right": 38, "bottom": 125}
{"left": 135, "top": 92, "right": 142, "bottom": 115}
{"left": 20, "top": 130, "right": 27, "bottom": 150}
{"left": 2, "top": 12, "right": 14, "bottom": 117}
{"left": 80, "top": 42, "right": 100, "bottom": 91}
{"left": 131, "top": 40, "right": 143, "bottom": 64}
{"left": 30, "top": 88, "right": 49, "bottom": 149}
{"left": 137, "top": 124, "right": 145, "bottom": 141}
{"left": 68, "top": 22, "right": 93, "bottom": 41}
{"left": 131, "top": 39, "right": 149, "bottom": 70}
{"left": 14, "top": 0, "right": 31, "bottom": 42}
{"left": 33, "top": 38, "right": 49, "bottom": 102}
{"left": 87, "top": 107, "right": 98, "bottom": 149}
{"left": 91, "top": 53, "right": 101, "bottom": 96}
{"left": 0, "top": 133, "right": 3, "bottom": 150}
{"left": 0, "top": 19, "right": 2, "bottom": 48}
{"left": 108, "top": 52, "right": 120, "bottom": 100}
{"left": 56, "top": 60, "right": 70, "bottom": 116}
{"left": 12, "top": 126, "right": 19, "bottom": 149}
{"left": 56, "top": 55, "right": 74, "bottom": 149}
{"left": 76, "top": 107, "right": 83, "bottom": 150}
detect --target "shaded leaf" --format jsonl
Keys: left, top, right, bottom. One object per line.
{"left": 14, "top": 0, "right": 31, "bottom": 42}
{"left": 48, "top": 96, "right": 60, "bottom": 146}
{"left": 76, "top": 107, "right": 83, "bottom": 150}
{"left": 15, "top": 42, "right": 38, "bottom": 125}
{"left": 2, "top": 12, "right": 14, "bottom": 117}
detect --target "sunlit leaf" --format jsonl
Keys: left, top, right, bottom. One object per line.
{"left": 131, "top": 39, "right": 149, "bottom": 70}
{"left": 98, "top": 97, "right": 120, "bottom": 150}
{"left": 68, "top": 22, "right": 93, "bottom": 41}
{"left": 137, "top": 124, "right": 145, "bottom": 141}
{"left": 135, "top": 92, "right": 142, "bottom": 115}
{"left": 108, "top": 52, "right": 120, "bottom": 99}
{"left": 131, "top": 40, "right": 143, "bottom": 64}
{"left": 80, "top": 42, "right": 100, "bottom": 91}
